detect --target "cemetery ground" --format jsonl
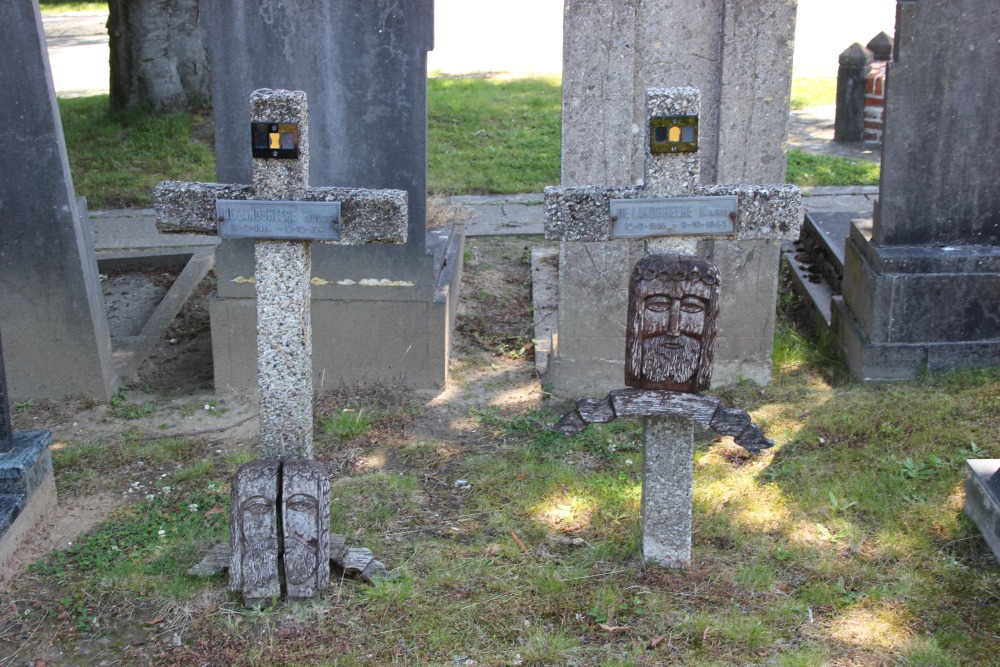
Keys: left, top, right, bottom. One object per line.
{"left": 1, "top": 235, "right": 999, "bottom": 665}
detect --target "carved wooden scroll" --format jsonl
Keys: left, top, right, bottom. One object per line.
{"left": 553, "top": 388, "right": 773, "bottom": 454}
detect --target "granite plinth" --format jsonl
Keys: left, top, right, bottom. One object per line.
{"left": 964, "top": 460, "right": 1000, "bottom": 564}
{"left": 0, "top": 430, "right": 55, "bottom": 549}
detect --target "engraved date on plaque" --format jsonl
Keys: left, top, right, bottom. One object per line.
{"left": 610, "top": 196, "right": 737, "bottom": 239}
{"left": 216, "top": 200, "right": 341, "bottom": 241}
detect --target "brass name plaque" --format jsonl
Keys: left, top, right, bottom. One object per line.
{"left": 216, "top": 200, "right": 341, "bottom": 241}
{"left": 609, "top": 196, "right": 737, "bottom": 238}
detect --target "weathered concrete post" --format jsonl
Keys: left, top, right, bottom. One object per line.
{"left": 834, "top": 43, "right": 872, "bottom": 143}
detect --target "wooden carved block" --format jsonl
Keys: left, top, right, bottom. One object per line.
{"left": 229, "top": 459, "right": 281, "bottom": 604}
{"left": 625, "top": 254, "right": 720, "bottom": 392}
{"left": 282, "top": 459, "right": 331, "bottom": 598}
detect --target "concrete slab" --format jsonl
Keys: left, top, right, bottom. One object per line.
{"left": 964, "top": 460, "right": 1000, "bottom": 564}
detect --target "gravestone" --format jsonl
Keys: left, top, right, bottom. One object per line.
{"left": 549, "top": 0, "right": 795, "bottom": 396}
{"left": 156, "top": 88, "right": 406, "bottom": 604}
{"left": 198, "top": 1, "right": 463, "bottom": 397}
{"left": 0, "top": 0, "right": 116, "bottom": 402}
{"left": 0, "top": 329, "right": 58, "bottom": 587}
{"left": 553, "top": 0, "right": 799, "bottom": 397}
{"left": 545, "top": 88, "right": 799, "bottom": 397}
{"left": 554, "top": 255, "right": 771, "bottom": 567}
{"left": 832, "top": 0, "right": 1000, "bottom": 379}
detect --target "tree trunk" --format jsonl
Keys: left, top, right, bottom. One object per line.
{"left": 108, "top": 0, "right": 210, "bottom": 115}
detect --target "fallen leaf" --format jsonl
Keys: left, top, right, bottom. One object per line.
{"left": 35, "top": 660, "right": 46, "bottom": 667}
{"left": 648, "top": 634, "right": 667, "bottom": 649}
{"left": 144, "top": 616, "right": 165, "bottom": 626}
{"left": 204, "top": 504, "right": 224, "bottom": 519}
{"left": 599, "top": 623, "right": 630, "bottom": 633}
{"left": 510, "top": 531, "right": 530, "bottom": 555}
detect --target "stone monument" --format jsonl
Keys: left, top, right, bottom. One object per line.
{"left": 198, "top": 1, "right": 463, "bottom": 397}
{"left": 0, "top": 329, "right": 58, "bottom": 587}
{"left": 550, "top": 0, "right": 798, "bottom": 397}
{"left": 0, "top": 0, "right": 116, "bottom": 402}
{"left": 555, "top": 254, "right": 771, "bottom": 567}
{"left": 832, "top": 0, "right": 1000, "bottom": 380}
{"left": 545, "top": 88, "right": 799, "bottom": 395}
{"left": 156, "top": 89, "right": 406, "bottom": 604}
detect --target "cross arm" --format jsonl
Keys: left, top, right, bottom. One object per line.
{"left": 552, "top": 388, "right": 773, "bottom": 454}
{"left": 543, "top": 183, "right": 801, "bottom": 242}
{"left": 154, "top": 182, "right": 408, "bottom": 244}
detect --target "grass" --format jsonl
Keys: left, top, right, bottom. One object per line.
{"left": 428, "top": 75, "right": 562, "bottom": 194}
{"left": 58, "top": 74, "right": 878, "bottom": 208}
{"left": 790, "top": 76, "right": 838, "bottom": 110}
{"left": 58, "top": 95, "right": 215, "bottom": 208}
{"left": 786, "top": 148, "right": 880, "bottom": 187}
{"left": 11, "top": 259, "right": 1000, "bottom": 664}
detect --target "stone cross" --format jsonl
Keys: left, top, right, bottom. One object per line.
{"left": 154, "top": 89, "right": 407, "bottom": 604}
{"left": 155, "top": 89, "right": 407, "bottom": 459}
{"left": 545, "top": 87, "right": 799, "bottom": 255}
{"left": 0, "top": 330, "right": 13, "bottom": 455}
{"left": 554, "top": 254, "right": 772, "bottom": 568}
{"left": 546, "top": 87, "right": 789, "bottom": 568}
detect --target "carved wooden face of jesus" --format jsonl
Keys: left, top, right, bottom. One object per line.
{"left": 625, "top": 254, "right": 720, "bottom": 392}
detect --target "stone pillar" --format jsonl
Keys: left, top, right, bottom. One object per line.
{"left": 834, "top": 43, "right": 872, "bottom": 143}
{"left": 0, "top": 0, "right": 116, "bottom": 402}
{"left": 834, "top": 0, "right": 1000, "bottom": 379}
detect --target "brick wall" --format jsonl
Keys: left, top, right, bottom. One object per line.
{"left": 863, "top": 61, "right": 887, "bottom": 146}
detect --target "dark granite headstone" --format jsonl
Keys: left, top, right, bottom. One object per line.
{"left": 0, "top": 331, "right": 12, "bottom": 454}
{"left": 0, "top": 1, "right": 116, "bottom": 401}
{"left": 834, "top": 43, "right": 872, "bottom": 144}
{"left": 198, "top": 0, "right": 464, "bottom": 395}
{"left": 833, "top": 0, "right": 1000, "bottom": 379}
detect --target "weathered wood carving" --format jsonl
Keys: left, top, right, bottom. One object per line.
{"left": 229, "top": 459, "right": 281, "bottom": 604}
{"left": 282, "top": 459, "right": 331, "bottom": 598}
{"left": 553, "top": 388, "right": 772, "bottom": 454}
{"left": 625, "top": 254, "right": 720, "bottom": 392}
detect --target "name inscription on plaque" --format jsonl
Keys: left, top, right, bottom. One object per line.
{"left": 216, "top": 199, "right": 341, "bottom": 241}
{"left": 609, "top": 196, "right": 737, "bottom": 238}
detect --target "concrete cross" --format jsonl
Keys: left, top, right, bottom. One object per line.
{"left": 154, "top": 89, "right": 407, "bottom": 604}
{"left": 154, "top": 89, "right": 407, "bottom": 461}
{"left": 544, "top": 87, "right": 800, "bottom": 254}
{"left": 545, "top": 87, "right": 794, "bottom": 568}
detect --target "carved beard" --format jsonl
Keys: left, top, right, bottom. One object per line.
{"left": 284, "top": 535, "right": 320, "bottom": 584}
{"left": 640, "top": 333, "right": 701, "bottom": 386}
{"left": 242, "top": 536, "right": 280, "bottom": 587}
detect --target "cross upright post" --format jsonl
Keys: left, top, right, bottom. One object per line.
{"left": 250, "top": 89, "right": 314, "bottom": 460}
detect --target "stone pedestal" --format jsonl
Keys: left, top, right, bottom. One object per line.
{"left": 0, "top": 431, "right": 57, "bottom": 587}
{"left": 964, "top": 460, "right": 1000, "bottom": 564}
{"left": 834, "top": 1, "right": 1000, "bottom": 379}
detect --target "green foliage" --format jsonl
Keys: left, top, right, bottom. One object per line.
{"left": 428, "top": 75, "right": 561, "bottom": 194}
{"left": 786, "top": 148, "right": 880, "bottom": 187}
{"left": 58, "top": 95, "right": 216, "bottom": 208}
{"left": 320, "top": 408, "right": 371, "bottom": 441}
{"left": 30, "top": 483, "right": 228, "bottom": 594}
{"left": 790, "top": 76, "right": 837, "bottom": 110}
